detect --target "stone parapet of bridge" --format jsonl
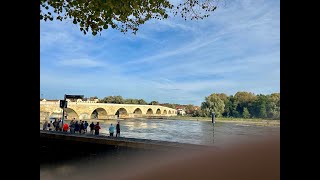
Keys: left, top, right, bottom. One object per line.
{"left": 40, "top": 101, "right": 177, "bottom": 120}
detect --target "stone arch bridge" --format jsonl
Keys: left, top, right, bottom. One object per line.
{"left": 40, "top": 101, "right": 177, "bottom": 121}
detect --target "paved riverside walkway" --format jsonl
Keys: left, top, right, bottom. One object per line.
{"left": 40, "top": 130, "right": 213, "bottom": 151}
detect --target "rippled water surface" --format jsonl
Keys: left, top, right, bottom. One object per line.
{"left": 40, "top": 118, "right": 279, "bottom": 179}
{"left": 42, "top": 118, "right": 280, "bottom": 146}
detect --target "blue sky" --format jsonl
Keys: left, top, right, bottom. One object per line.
{"left": 40, "top": 0, "right": 280, "bottom": 105}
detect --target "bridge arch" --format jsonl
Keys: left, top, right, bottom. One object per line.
{"left": 168, "top": 110, "right": 171, "bottom": 114}
{"left": 48, "top": 112, "right": 61, "bottom": 118}
{"left": 146, "top": 108, "right": 153, "bottom": 115}
{"left": 116, "top": 108, "right": 128, "bottom": 118}
{"left": 65, "top": 108, "right": 79, "bottom": 120}
{"left": 156, "top": 109, "right": 161, "bottom": 114}
{"left": 133, "top": 108, "right": 142, "bottom": 118}
{"left": 133, "top": 108, "right": 142, "bottom": 114}
{"left": 91, "top": 108, "right": 108, "bottom": 119}
{"left": 79, "top": 113, "right": 90, "bottom": 120}
{"left": 163, "top": 110, "right": 167, "bottom": 114}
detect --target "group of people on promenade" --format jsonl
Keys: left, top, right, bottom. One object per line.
{"left": 108, "top": 123, "right": 120, "bottom": 137}
{"left": 42, "top": 118, "right": 121, "bottom": 137}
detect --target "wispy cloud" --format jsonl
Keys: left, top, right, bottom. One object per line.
{"left": 57, "top": 59, "right": 105, "bottom": 68}
{"left": 40, "top": 0, "right": 279, "bottom": 105}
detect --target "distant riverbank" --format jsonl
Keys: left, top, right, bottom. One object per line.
{"left": 166, "top": 116, "right": 280, "bottom": 127}
{"left": 40, "top": 116, "right": 280, "bottom": 127}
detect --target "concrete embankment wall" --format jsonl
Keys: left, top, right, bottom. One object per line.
{"left": 40, "top": 131, "right": 209, "bottom": 151}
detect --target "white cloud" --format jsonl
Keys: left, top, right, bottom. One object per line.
{"left": 57, "top": 59, "right": 105, "bottom": 68}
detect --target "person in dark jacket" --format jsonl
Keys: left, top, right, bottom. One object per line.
{"left": 53, "top": 119, "right": 59, "bottom": 131}
{"left": 94, "top": 122, "right": 101, "bottom": 135}
{"left": 89, "top": 122, "right": 95, "bottom": 135}
{"left": 80, "top": 121, "right": 85, "bottom": 134}
{"left": 74, "top": 121, "right": 80, "bottom": 133}
{"left": 84, "top": 121, "right": 89, "bottom": 133}
{"left": 116, "top": 121, "right": 120, "bottom": 137}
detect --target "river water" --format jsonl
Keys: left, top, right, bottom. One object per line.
{"left": 41, "top": 118, "right": 279, "bottom": 147}
{"left": 40, "top": 119, "right": 279, "bottom": 179}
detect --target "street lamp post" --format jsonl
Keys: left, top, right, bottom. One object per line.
{"left": 60, "top": 94, "right": 84, "bottom": 128}
{"left": 59, "top": 94, "right": 68, "bottom": 128}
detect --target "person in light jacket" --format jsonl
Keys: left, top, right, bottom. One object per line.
{"left": 109, "top": 124, "right": 115, "bottom": 137}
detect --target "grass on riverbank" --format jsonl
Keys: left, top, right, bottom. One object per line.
{"left": 168, "top": 116, "right": 280, "bottom": 126}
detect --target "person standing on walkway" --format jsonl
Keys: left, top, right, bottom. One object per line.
{"left": 116, "top": 121, "right": 120, "bottom": 137}
{"left": 42, "top": 121, "right": 48, "bottom": 130}
{"left": 94, "top": 122, "right": 101, "bottom": 135}
{"left": 48, "top": 121, "right": 53, "bottom": 131}
{"left": 53, "top": 119, "right": 59, "bottom": 131}
{"left": 84, "top": 121, "right": 89, "bottom": 133}
{"left": 74, "top": 121, "right": 80, "bottom": 134}
{"left": 109, "top": 124, "right": 115, "bottom": 137}
{"left": 80, "top": 121, "right": 85, "bottom": 134}
{"left": 69, "top": 120, "right": 75, "bottom": 134}
{"left": 63, "top": 122, "right": 69, "bottom": 132}
{"left": 58, "top": 118, "right": 63, "bottom": 131}
{"left": 89, "top": 122, "right": 95, "bottom": 135}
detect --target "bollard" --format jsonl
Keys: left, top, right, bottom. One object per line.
{"left": 211, "top": 112, "right": 215, "bottom": 125}
{"left": 211, "top": 112, "right": 215, "bottom": 144}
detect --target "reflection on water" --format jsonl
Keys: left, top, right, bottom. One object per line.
{"left": 42, "top": 118, "right": 279, "bottom": 147}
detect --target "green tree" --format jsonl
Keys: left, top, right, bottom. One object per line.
{"left": 124, "top": 98, "right": 138, "bottom": 104}
{"left": 100, "top": 95, "right": 124, "bottom": 104}
{"left": 266, "top": 93, "right": 280, "bottom": 119}
{"left": 211, "top": 93, "right": 230, "bottom": 116}
{"left": 259, "top": 104, "right": 267, "bottom": 118}
{"left": 234, "top": 92, "right": 257, "bottom": 103}
{"left": 251, "top": 94, "right": 268, "bottom": 118}
{"left": 215, "top": 93, "right": 228, "bottom": 103}
{"left": 192, "top": 109, "right": 201, "bottom": 117}
{"left": 232, "top": 110, "right": 240, "bottom": 118}
{"left": 89, "top": 96, "right": 98, "bottom": 101}
{"left": 161, "top": 103, "right": 176, "bottom": 109}
{"left": 242, "top": 107, "right": 250, "bottom": 118}
{"left": 40, "top": 0, "right": 217, "bottom": 35}
{"left": 223, "top": 95, "right": 235, "bottom": 117}
{"left": 137, "top": 99, "right": 148, "bottom": 105}
{"left": 184, "top": 104, "right": 195, "bottom": 114}
{"left": 234, "top": 92, "right": 257, "bottom": 117}
{"left": 113, "top": 96, "right": 124, "bottom": 104}
{"left": 149, "top": 101, "right": 159, "bottom": 105}
{"left": 223, "top": 99, "right": 233, "bottom": 117}
{"left": 201, "top": 94, "right": 225, "bottom": 117}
